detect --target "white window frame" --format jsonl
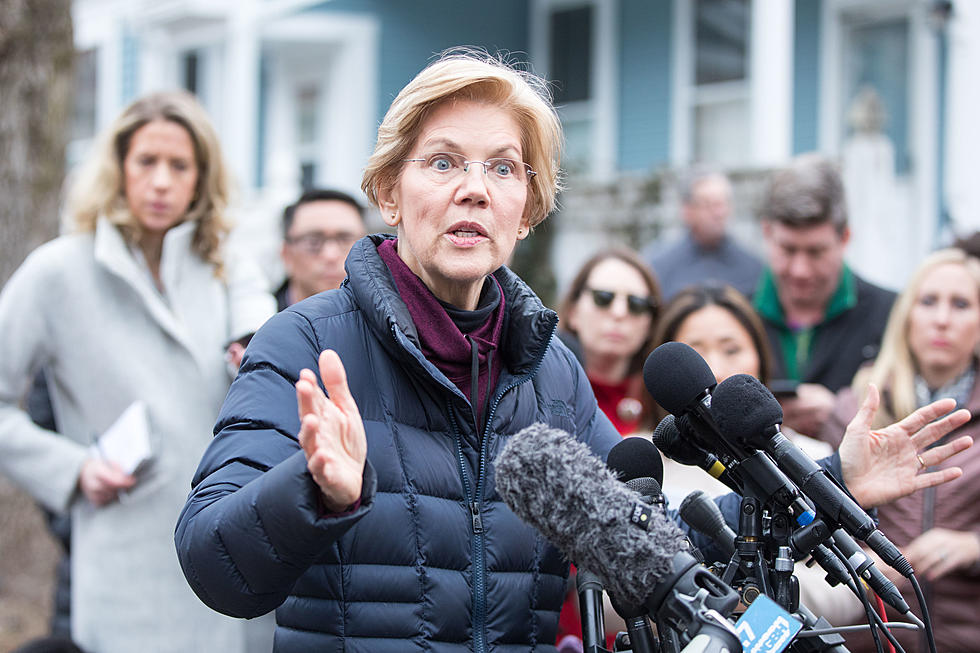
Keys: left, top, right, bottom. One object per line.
{"left": 532, "top": 0, "right": 617, "bottom": 181}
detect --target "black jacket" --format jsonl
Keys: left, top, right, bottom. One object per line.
{"left": 175, "top": 235, "right": 622, "bottom": 652}
{"left": 758, "top": 271, "right": 896, "bottom": 392}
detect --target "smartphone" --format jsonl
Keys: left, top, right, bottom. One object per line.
{"left": 768, "top": 379, "right": 799, "bottom": 399}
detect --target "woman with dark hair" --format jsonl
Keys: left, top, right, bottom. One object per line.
{"left": 559, "top": 248, "right": 661, "bottom": 435}
{"left": 653, "top": 282, "right": 772, "bottom": 385}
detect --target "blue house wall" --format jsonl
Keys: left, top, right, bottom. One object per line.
{"left": 793, "top": 0, "right": 821, "bottom": 154}
{"left": 618, "top": 0, "right": 673, "bottom": 172}
{"left": 307, "top": 1, "right": 530, "bottom": 127}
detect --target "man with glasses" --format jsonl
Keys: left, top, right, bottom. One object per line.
{"left": 277, "top": 188, "right": 367, "bottom": 311}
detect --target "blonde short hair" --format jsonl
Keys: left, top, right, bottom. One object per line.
{"left": 68, "top": 90, "right": 231, "bottom": 274}
{"left": 362, "top": 49, "right": 563, "bottom": 227}
{"left": 855, "top": 248, "right": 980, "bottom": 427}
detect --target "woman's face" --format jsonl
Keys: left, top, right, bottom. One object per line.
{"left": 568, "top": 258, "right": 655, "bottom": 371}
{"left": 908, "top": 262, "right": 980, "bottom": 385}
{"left": 123, "top": 119, "right": 199, "bottom": 238}
{"left": 380, "top": 100, "right": 530, "bottom": 309}
{"left": 674, "top": 304, "right": 761, "bottom": 383}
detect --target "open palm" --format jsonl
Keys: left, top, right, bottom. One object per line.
{"left": 295, "top": 349, "right": 368, "bottom": 512}
{"left": 840, "top": 384, "right": 973, "bottom": 508}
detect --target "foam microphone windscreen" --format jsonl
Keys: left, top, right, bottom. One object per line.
{"left": 643, "top": 342, "right": 717, "bottom": 415}
{"left": 711, "top": 374, "right": 783, "bottom": 447}
{"left": 606, "top": 436, "right": 664, "bottom": 486}
{"left": 495, "top": 423, "right": 687, "bottom": 607}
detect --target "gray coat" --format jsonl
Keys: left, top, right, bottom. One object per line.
{"left": 0, "top": 217, "right": 275, "bottom": 652}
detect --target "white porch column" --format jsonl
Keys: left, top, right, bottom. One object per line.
{"left": 945, "top": 1, "right": 980, "bottom": 234}
{"left": 749, "top": 0, "right": 793, "bottom": 166}
{"left": 223, "top": 0, "right": 260, "bottom": 195}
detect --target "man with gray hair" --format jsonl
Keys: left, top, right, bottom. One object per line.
{"left": 642, "top": 167, "right": 762, "bottom": 300}
{"left": 753, "top": 153, "right": 895, "bottom": 436}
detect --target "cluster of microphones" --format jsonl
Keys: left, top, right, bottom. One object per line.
{"left": 495, "top": 342, "right": 935, "bottom": 653}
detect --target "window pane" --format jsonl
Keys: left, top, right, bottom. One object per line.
{"left": 695, "top": 0, "right": 749, "bottom": 85}
{"left": 694, "top": 99, "right": 748, "bottom": 165}
{"left": 296, "top": 85, "right": 318, "bottom": 145}
{"left": 844, "top": 18, "right": 909, "bottom": 174}
{"left": 71, "top": 49, "right": 97, "bottom": 141}
{"left": 550, "top": 6, "right": 592, "bottom": 104}
{"left": 182, "top": 51, "right": 199, "bottom": 95}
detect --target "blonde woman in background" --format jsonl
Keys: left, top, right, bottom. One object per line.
{"left": 818, "top": 248, "right": 980, "bottom": 653}
{"left": 0, "top": 91, "right": 275, "bottom": 652}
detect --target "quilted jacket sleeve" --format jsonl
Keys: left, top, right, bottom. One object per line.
{"left": 174, "top": 308, "right": 376, "bottom": 618}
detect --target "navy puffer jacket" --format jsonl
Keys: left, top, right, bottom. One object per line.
{"left": 176, "top": 235, "right": 621, "bottom": 652}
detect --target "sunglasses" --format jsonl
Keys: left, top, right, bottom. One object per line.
{"left": 585, "top": 288, "right": 655, "bottom": 316}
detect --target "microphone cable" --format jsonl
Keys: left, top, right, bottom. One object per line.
{"left": 828, "top": 542, "right": 902, "bottom": 653}
{"left": 872, "top": 594, "right": 897, "bottom": 653}
{"left": 908, "top": 573, "right": 938, "bottom": 653}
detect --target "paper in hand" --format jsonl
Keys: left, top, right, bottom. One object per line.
{"left": 96, "top": 401, "right": 153, "bottom": 475}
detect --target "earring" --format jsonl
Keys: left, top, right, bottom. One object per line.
{"left": 517, "top": 227, "right": 526, "bottom": 237}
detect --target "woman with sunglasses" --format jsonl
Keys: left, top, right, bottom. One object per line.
{"left": 559, "top": 248, "right": 661, "bottom": 436}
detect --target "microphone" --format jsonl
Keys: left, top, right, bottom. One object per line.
{"left": 495, "top": 423, "right": 741, "bottom": 649}
{"left": 711, "top": 374, "right": 913, "bottom": 578}
{"left": 678, "top": 490, "right": 736, "bottom": 562}
{"left": 652, "top": 415, "right": 741, "bottom": 493}
{"left": 645, "top": 345, "right": 815, "bottom": 527}
{"left": 605, "top": 438, "right": 664, "bottom": 653}
{"left": 495, "top": 423, "right": 687, "bottom": 607}
{"left": 607, "top": 435, "right": 664, "bottom": 485}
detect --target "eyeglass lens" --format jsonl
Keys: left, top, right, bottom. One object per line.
{"left": 410, "top": 152, "right": 534, "bottom": 185}
{"left": 290, "top": 232, "right": 358, "bottom": 253}
{"left": 588, "top": 288, "right": 653, "bottom": 316}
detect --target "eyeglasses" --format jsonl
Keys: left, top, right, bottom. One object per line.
{"left": 585, "top": 287, "right": 656, "bottom": 316}
{"left": 285, "top": 231, "right": 360, "bottom": 255}
{"left": 402, "top": 152, "right": 536, "bottom": 186}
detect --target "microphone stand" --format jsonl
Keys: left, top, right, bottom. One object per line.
{"left": 578, "top": 569, "right": 612, "bottom": 653}
{"left": 717, "top": 497, "right": 851, "bottom": 653}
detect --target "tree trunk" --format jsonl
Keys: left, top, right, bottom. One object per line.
{"left": 0, "top": 0, "right": 74, "bottom": 284}
{"left": 0, "top": 1, "right": 74, "bottom": 648}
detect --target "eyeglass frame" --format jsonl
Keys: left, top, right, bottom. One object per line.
{"left": 284, "top": 231, "right": 361, "bottom": 255}
{"left": 583, "top": 287, "right": 657, "bottom": 316}
{"left": 402, "top": 152, "right": 537, "bottom": 185}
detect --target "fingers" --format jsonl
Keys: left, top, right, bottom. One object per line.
{"left": 908, "top": 407, "right": 971, "bottom": 449}
{"left": 918, "top": 434, "right": 973, "bottom": 468}
{"left": 854, "top": 383, "right": 880, "bottom": 431}
{"left": 297, "top": 413, "right": 320, "bottom": 459}
{"left": 894, "top": 397, "right": 958, "bottom": 439}
{"left": 912, "top": 467, "right": 963, "bottom": 492}
{"left": 296, "top": 368, "right": 320, "bottom": 420}
{"left": 318, "top": 350, "right": 359, "bottom": 416}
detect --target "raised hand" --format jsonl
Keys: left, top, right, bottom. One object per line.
{"left": 839, "top": 384, "right": 973, "bottom": 508}
{"left": 295, "top": 349, "right": 367, "bottom": 513}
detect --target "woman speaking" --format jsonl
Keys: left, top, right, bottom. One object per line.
{"left": 175, "top": 51, "right": 973, "bottom": 652}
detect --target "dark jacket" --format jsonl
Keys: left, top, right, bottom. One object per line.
{"left": 175, "top": 235, "right": 622, "bottom": 652}
{"left": 755, "top": 268, "right": 896, "bottom": 392}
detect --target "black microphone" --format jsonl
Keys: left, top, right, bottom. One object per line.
{"left": 678, "top": 490, "right": 736, "bottom": 562}
{"left": 605, "top": 438, "right": 663, "bottom": 653}
{"left": 652, "top": 415, "right": 741, "bottom": 493}
{"left": 711, "top": 374, "right": 913, "bottom": 578}
{"left": 495, "top": 423, "right": 742, "bottom": 650}
{"left": 645, "top": 345, "right": 816, "bottom": 527}
{"left": 607, "top": 435, "right": 664, "bottom": 485}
